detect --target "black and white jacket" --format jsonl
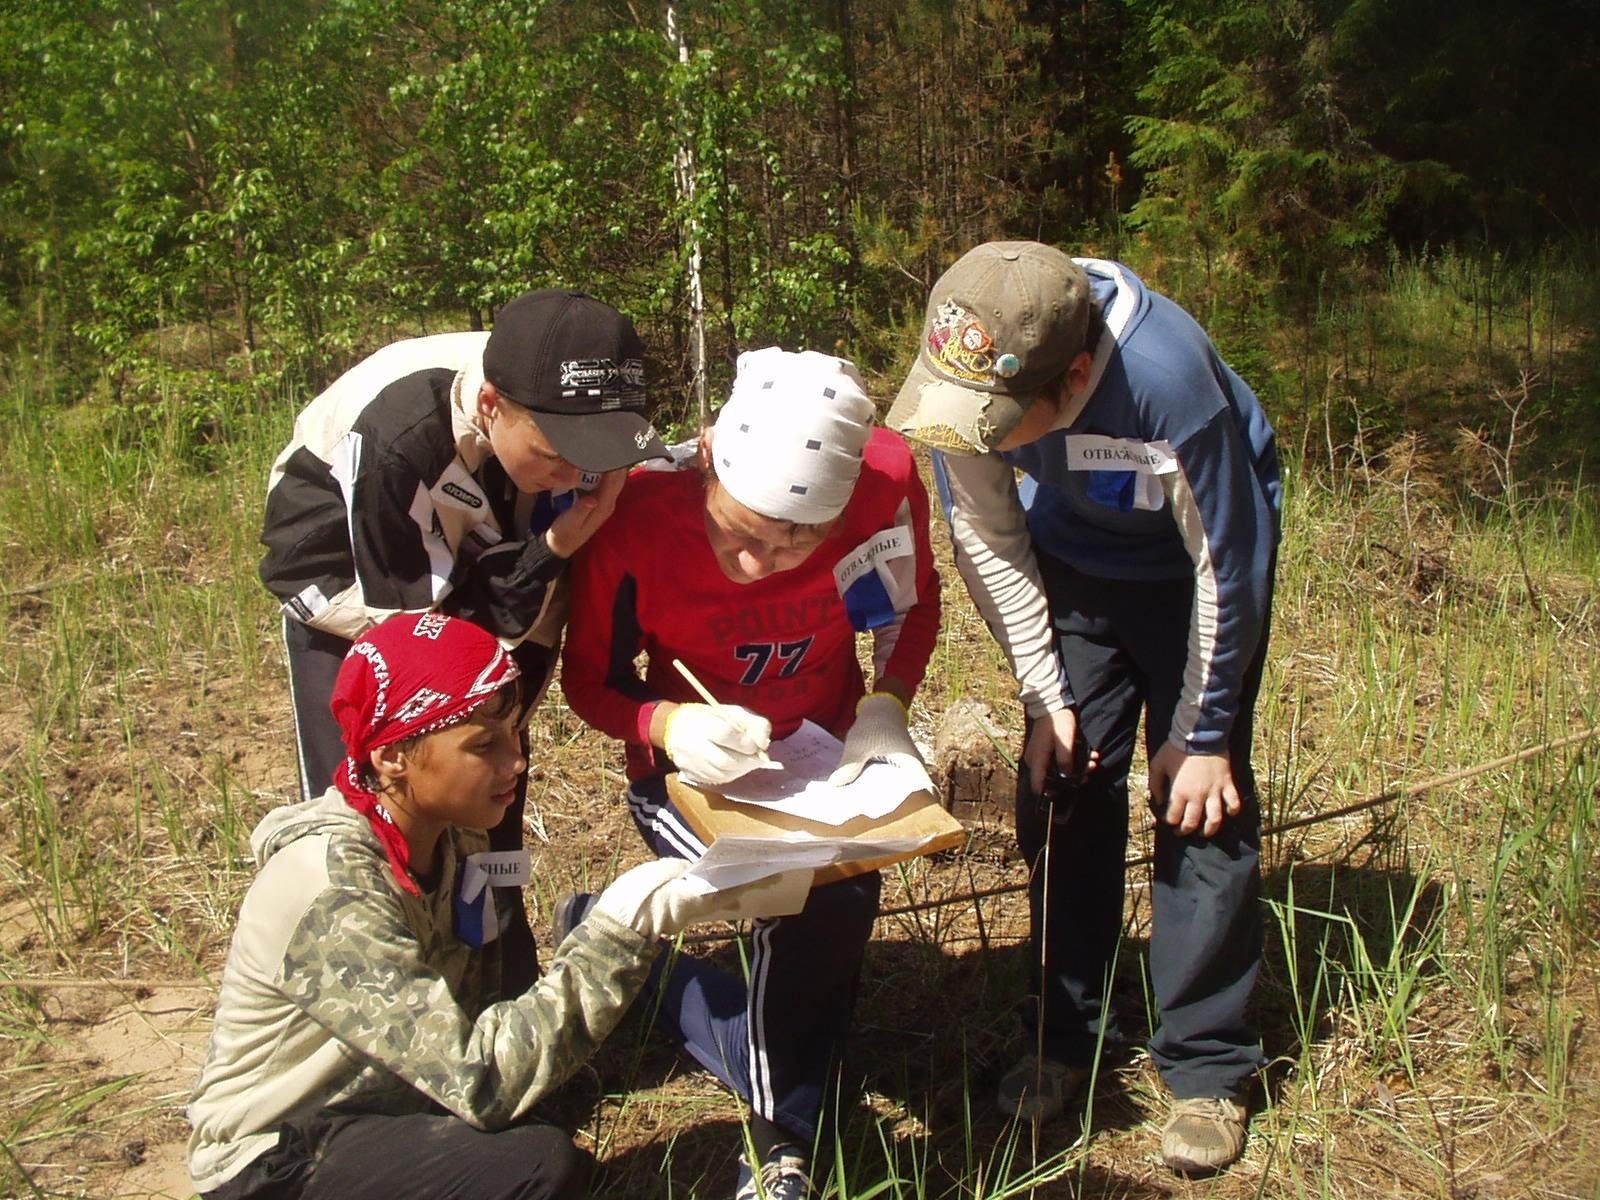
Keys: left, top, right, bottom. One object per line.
{"left": 259, "top": 332, "right": 567, "bottom": 650}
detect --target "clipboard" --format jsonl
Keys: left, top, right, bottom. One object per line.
{"left": 667, "top": 773, "right": 968, "bottom": 885}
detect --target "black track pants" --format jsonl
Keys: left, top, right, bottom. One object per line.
{"left": 1014, "top": 557, "right": 1269, "bottom": 1099}
{"left": 202, "top": 1108, "right": 588, "bottom": 1200}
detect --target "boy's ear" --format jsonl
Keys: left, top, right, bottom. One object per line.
{"left": 696, "top": 426, "right": 715, "bottom": 473}
{"left": 476, "top": 381, "right": 501, "bottom": 423}
{"left": 369, "top": 743, "right": 407, "bottom": 784}
{"left": 1063, "top": 349, "right": 1095, "bottom": 399}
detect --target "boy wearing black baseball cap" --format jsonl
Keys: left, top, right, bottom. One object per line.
{"left": 259, "top": 288, "right": 669, "bottom": 990}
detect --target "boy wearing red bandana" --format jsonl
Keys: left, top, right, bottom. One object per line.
{"left": 188, "top": 614, "right": 740, "bottom": 1200}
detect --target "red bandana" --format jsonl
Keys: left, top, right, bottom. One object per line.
{"left": 329, "top": 612, "right": 520, "bottom": 894}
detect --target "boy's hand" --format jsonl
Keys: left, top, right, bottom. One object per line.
{"left": 544, "top": 469, "right": 626, "bottom": 559}
{"left": 590, "top": 860, "right": 812, "bottom": 940}
{"left": 591, "top": 859, "right": 689, "bottom": 940}
{"left": 829, "top": 692, "right": 921, "bottom": 786}
{"left": 662, "top": 703, "right": 773, "bottom": 785}
{"left": 1149, "top": 743, "right": 1239, "bottom": 838}
{"left": 1022, "top": 709, "right": 1099, "bottom": 796}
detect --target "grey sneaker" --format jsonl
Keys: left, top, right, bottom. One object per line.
{"left": 1160, "top": 1096, "right": 1248, "bottom": 1175}
{"left": 551, "top": 893, "right": 596, "bottom": 949}
{"left": 996, "top": 1054, "right": 1090, "bottom": 1124}
{"left": 733, "top": 1143, "right": 810, "bottom": 1200}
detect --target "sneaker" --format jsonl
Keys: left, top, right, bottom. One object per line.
{"left": 1160, "top": 1096, "right": 1248, "bottom": 1175}
{"left": 734, "top": 1143, "right": 810, "bottom": 1200}
{"left": 551, "top": 893, "right": 597, "bottom": 949}
{"left": 996, "top": 1054, "right": 1090, "bottom": 1124}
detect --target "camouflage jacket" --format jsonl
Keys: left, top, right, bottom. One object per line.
{"left": 187, "top": 791, "right": 654, "bottom": 1194}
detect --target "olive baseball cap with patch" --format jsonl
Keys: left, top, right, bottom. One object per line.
{"left": 888, "top": 241, "right": 1091, "bottom": 454}
{"left": 482, "top": 288, "right": 669, "bottom": 472}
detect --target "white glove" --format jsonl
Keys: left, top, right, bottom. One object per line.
{"left": 828, "top": 693, "right": 923, "bottom": 786}
{"left": 591, "top": 859, "right": 694, "bottom": 941}
{"left": 591, "top": 858, "right": 798, "bottom": 941}
{"left": 663, "top": 703, "right": 772, "bottom": 786}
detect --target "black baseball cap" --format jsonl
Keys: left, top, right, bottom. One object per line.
{"left": 482, "top": 289, "right": 670, "bottom": 472}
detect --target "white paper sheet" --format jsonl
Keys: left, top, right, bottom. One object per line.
{"left": 696, "top": 720, "right": 934, "bottom": 826}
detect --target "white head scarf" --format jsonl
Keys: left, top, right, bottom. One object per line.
{"left": 712, "top": 347, "right": 874, "bottom": 524}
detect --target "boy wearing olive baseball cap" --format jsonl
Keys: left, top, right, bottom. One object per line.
{"left": 259, "top": 288, "right": 669, "bottom": 994}
{"left": 892, "top": 243, "right": 1281, "bottom": 1175}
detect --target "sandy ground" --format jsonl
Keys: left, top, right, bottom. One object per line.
{"left": 82, "top": 989, "right": 212, "bottom": 1200}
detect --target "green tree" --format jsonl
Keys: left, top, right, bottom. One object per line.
{"left": 1330, "top": 0, "right": 1600, "bottom": 244}
{"left": 1, "top": 0, "right": 379, "bottom": 398}
{"left": 1124, "top": 0, "right": 1451, "bottom": 303}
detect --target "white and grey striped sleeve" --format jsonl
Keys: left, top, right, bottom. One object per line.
{"left": 933, "top": 451, "right": 1070, "bottom": 717}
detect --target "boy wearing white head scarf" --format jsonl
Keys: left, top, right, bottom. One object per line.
{"left": 561, "top": 347, "right": 942, "bottom": 1199}
{"left": 712, "top": 346, "right": 874, "bottom": 524}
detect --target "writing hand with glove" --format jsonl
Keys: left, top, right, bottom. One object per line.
{"left": 658, "top": 702, "right": 772, "bottom": 786}
{"left": 828, "top": 691, "right": 925, "bottom": 786}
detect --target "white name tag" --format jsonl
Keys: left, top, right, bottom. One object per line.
{"left": 1065, "top": 435, "right": 1178, "bottom": 475}
{"left": 833, "top": 527, "right": 914, "bottom": 594}
{"left": 460, "top": 849, "right": 532, "bottom": 903}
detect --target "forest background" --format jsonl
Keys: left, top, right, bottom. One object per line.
{"left": 1, "top": 1, "right": 1598, "bottom": 1198}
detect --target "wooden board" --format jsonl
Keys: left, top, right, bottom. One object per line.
{"left": 667, "top": 774, "right": 968, "bottom": 885}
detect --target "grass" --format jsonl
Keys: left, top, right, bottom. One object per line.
{"left": 0, "top": 244, "right": 1598, "bottom": 1197}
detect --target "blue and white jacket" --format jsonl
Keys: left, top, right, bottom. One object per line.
{"left": 933, "top": 259, "right": 1281, "bottom": 755}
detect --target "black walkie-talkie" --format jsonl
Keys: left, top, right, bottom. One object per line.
{"left": 1036, "top": 734, "right": 1091, "bottom": 817}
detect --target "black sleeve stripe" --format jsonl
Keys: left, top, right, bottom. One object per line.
{"left": 346, "top": 436, "right": 439, "bottom": 612}
{"left": 260, "top": 445, "right": 357, "bottom": 606}
{"left": 605, "top": 571, "right": 654, "bottom": 703}
{"left": 262, "top": 370, "right": 463, "bottom": 618}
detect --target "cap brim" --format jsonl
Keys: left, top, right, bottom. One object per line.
{"left": 530, "top": 408, "right": 671, "bottom": 472}
{"left": 887, "top": 355, "right": 1026, "bottom": 455}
